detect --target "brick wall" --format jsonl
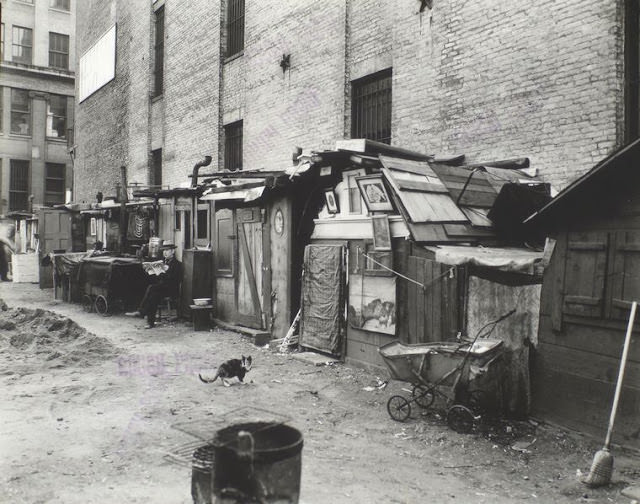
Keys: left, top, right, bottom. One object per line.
{"left": 76, "top": 0, "right": 626, "bottom": 197}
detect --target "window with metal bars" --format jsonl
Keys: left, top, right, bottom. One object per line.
{"left": 154, "top": 6, "right": 165, "bottom": 97}
{"left": 226, "top": 0, "right": 245, "bottom": 57}
{"left": 224, "top": 120, "right": 243, "bottom": 171}
{"left": 351, "top": 69, "right": 392, "bottom": 145}
{"left": 46, "top": 94, "right": 67, "bottom": 138}
{"left": 11, "top": 89, "right": 31, "bottom": 136}
{"left": 10, "top": 160, "right": 30, "bottom": 211}
{"left": 45, "top": 163, "right": 66, "bottom": 206}
{"left": 50, "top": 0, "right": 70, "bottom": 11}
{"left": 12, "top": 26, "right": 32, "bottom": 65}
{"left": 49, "top": 32, "right": 69, "bottom": 69}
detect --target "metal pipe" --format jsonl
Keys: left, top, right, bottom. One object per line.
{"left": 191, "top": 156, "right": 213, "bottom": 187}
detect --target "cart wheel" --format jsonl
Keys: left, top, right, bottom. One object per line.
{"left": 447, "top": 405, "right": 475, "bottom": 434}
{"left": 94, "top": 295, "right": 109, "bottom": 316}
{"left": 412, "top": 386, "right": 435, "bottom": 409}
{"left": 468, "top": 390, "right": 489, "bottom": 415}
{"left": 82, "top": 295, "right": 94, "bottom": 313}
{"left": 387, "top": 395, "right": 411, "bottom": 422}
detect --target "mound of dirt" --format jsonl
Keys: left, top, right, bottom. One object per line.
{"left": 0, "top": 306, "right": 119, "bottom": 369}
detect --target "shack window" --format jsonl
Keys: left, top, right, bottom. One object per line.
{"left": 216, "top": 214, "right": 233, "bottom": 274}
{"left": 226, "top": 0, "right": 245, "bottom": 57}
{"left": 175, "top": 210, "right": 181, "bottom": 231}
{"left": 197, "top": 209, "right": 208, "bottom": 240}
{"left": 351, "top": 69, "right": 392, "bottom": 144}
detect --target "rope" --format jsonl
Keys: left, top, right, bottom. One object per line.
{"left": 359, "top": 248, "right": 454, "bottom": 291}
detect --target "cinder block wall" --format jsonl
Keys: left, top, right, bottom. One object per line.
{"left": 75, "top": 0, "right": 624, "bottom": 199}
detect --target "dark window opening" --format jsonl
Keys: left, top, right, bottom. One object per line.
{"left": 351, "top": 69, "right": 392, "bottom": 145}
{"left": 197, "top": 209, "right": 208, "bottom": 239}
{"left": 184, "top": 210, "right": 191, "bottom": 249}
{"left": 154, "top": 6, "right": 165, "bottom": 97}
{"left": 45, "top": 163, "right": 66, "bottom": 206}
{"left": 10, "top": 160, "right": 30, "bottom": 211}
{"left": 226, "top": 0, "right": 245, "bottom": 57}
{"left": 175, "top": 211, "right": 181, "bottom": 231}
{"left": 151, "top": 148, "right": 162, "bottom": 187}
{"left": 50, "top": 0, "right": 70, "bottom": 10}
{"left": 49, "top": 32, "right": 69, "bottom": 69}
{"left": 224, "top": 120, "right": 243, "bottom": 171}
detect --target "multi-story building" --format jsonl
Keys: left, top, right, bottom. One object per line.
{"left": 75, "top": 0, "right": 636, "bottom": 199}
{"left": 0, "top": 0, "right": 75, "bottom": 215}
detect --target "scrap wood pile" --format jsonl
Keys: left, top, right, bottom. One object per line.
{"left": 0, "top": 299, "right": 119, "bottom": 371}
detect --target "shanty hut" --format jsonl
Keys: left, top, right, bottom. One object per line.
{"left": 525, "top": 138, "right": 640, "bottom": 448}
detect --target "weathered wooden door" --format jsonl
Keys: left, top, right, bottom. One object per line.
{"left": 38, "top": 208, "right": 73, "bottom": 288}
{"left": 235, "top": 207, "right": 267, "bottom": 329}
{"left": 406, "top": 256, "right": 459, "bottom": 343}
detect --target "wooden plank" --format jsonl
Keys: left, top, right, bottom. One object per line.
{"left": 564, "top": 295, "right": 602, "bottom": 306}
{"left": 416, "top": 258, "right": 426, "bottom": 342}
{"left": 393, "top": 178, "right": 450, "bottom": 194}
{"left": 431, "top": 260, "right": 442, "bottom": 343}
{"left": 237, "top": 222, "right": 262, "bottom": 322}
{"left": 567, "top": 241, "right": 607, "bottom": 251}
{"left": 407, "top": 256, "right": 418, "bottom": 344}
{"left": 550, "top": 233, "right": 566, "bottom": 331}
{"left": 447, "top": 189, "right": 497, "bottom": 208}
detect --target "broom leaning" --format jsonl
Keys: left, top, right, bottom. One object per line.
{"left": 584, "top": 300, "right": 637, "bottom": 487}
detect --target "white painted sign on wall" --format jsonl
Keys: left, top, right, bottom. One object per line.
{"left": 78, "top": 25, "right": 117, "bottom": 102}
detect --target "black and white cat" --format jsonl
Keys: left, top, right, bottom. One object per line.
{"left": 198, "top": 355, "right": 252, "bottom": 386}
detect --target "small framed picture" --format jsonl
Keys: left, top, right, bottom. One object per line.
{"left": 90, "top": 217, "right": 97, "bottom": 236}
{"left": 324, "top": 189, "right": 339, "bottom": 214}
{"left": 371, "top": 214, "right": 392, "bottom": 251}
{"left": 356, "top": 175, "right": 393, "bottom": 212}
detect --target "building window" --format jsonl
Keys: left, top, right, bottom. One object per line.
{"left": 226, "top": 0, "right": 245, "bottom": 57}
{"left": 0, "top": 87, "right": 3, "bottom": 133}
{"left": 11, "top": 89, "right": 31, "bottom": 136}
{"left": 151, "top": 148, "right": 162, "bottom": 187}
{"left": 49, "top": 32, "right": 69, "bottom": 69}
{"left": 50, "top": 0, "right": 70, "bottom": 11}
{"left": 1, "top": 24, "right": 5, "bottom": 61}
{"left": 351, "top": 69, "right": 392, "bottom": 144}
{"left": 224, "top": 120, "right": 243, "bottom": 171}
{"left": 625, "top": 0, "right": 640, "bottom": 143}
{"left": 12, "top": 26, "right": 33, "bottom": 65}
{"left": 46, "top": 94, "right": 67, "bottom": 138}
{"left": 153, "top": 6, "right": 165, "bottom": 97}
{"left": 10, "top": 160, "right": 30, "bottom": 211}
{"left": 45, "top": 163, "right": 66, "bottom": 206}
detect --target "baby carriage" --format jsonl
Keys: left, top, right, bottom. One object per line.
{"left": 379, "top": 310, "right": 515, "bottom": 432}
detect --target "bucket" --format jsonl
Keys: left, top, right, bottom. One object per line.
{"left": 212, "top": 422, "right": 303, "bottom": 504}
{"left": 191, "top": 444, "right": 216, "bottom": 504}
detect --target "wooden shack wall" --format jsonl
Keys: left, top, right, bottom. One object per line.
{"left": 532, "top": 210, "right": 640, "bottom": 449}
{"left": 268, "top": 196, "right": 292, "bottom": 338}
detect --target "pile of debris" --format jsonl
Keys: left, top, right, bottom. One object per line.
{"left": 0, "top": 301, "right": 119, "bottom": 370}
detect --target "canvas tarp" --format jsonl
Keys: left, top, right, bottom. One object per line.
{"left": 300, "top": 244, "right": 344, "bottom": 356}
{"left": 425, "top": 245, "right": 543, "bottom": 274}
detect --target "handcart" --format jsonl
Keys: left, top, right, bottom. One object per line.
{"left": 379, "top": 310, "right": 515, "bottom": 432}
{"left": 77, "top": 256, "right": 149, "bottom": 316}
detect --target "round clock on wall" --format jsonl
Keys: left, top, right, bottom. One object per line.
{"left": 274, "top": 208, "right": 284, "bottom": 235}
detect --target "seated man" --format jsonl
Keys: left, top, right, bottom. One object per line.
{"left": 126, "top": 241, "right": 181, "bottom": 328}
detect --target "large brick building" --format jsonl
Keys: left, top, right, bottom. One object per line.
{"left": 75, "top": 0, "right": 637, "bottom": 199}
{"left": 0, "top": 0, "right": 75, "bottom": 214}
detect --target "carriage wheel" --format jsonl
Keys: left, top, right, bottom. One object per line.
{"left": 82, "top": 295, "right": 94, "bottom": 313}
{"left": 94, "top": 295, "right": 110, "bottom": 316}
{"left": 468, "top": 390, "right": 490, "bottom": 415}
{"left": 387, "top": 395, "right": 411, "bottom": 422}
{"left": 412, "top": 386, "right": 435, "bottom": 409}
{"left": 447, "top": 405, "right": 475, "bottom": 434}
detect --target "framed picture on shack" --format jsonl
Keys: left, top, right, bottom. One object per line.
{"left": 371, "top": 214, "right": 391, "bottom": 251}
{"left": 356, "top": 175, "right": 393, "bottom": 212}
{"left": 324, "top": 189, "right": 339, "bottom": 214}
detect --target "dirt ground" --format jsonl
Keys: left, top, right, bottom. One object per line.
{"left": 0, "top": 282, "right": 638, "bottom": 504}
